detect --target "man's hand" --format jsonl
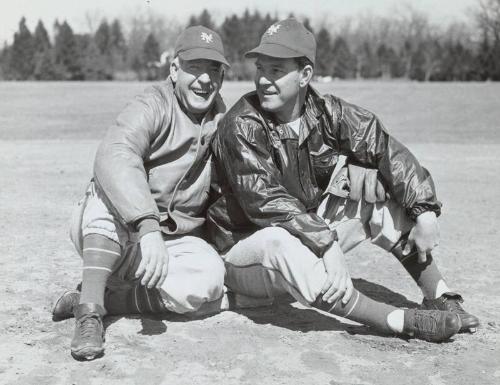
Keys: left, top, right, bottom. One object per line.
{"left": 136, "top": 231, "right": 169, "bottom": 289}
{"left": 403, "top": 211, "right": 440, "bottom": 263}
{"left": 348, "top": 164, "right": 387, "bottom": 203}
{"left": 321, "top": 241, "right": 353, "bottom": 305}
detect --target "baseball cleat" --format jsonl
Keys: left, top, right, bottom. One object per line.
{"left": 71, "top": 303, "right": 106, "bottom": 361}
{"left": 422, "top": 292, "right": 479, "bottom": 333}
{"left": 52, "top": 290, "right": 80, "bottom": 321}
{"left": 403, "top": 309, "right": 461, "bottom": 342}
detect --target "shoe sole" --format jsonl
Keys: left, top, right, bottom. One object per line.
{"left": 71, "top": 346, "right": 104, "bottom": 361}
{"left": 458, "top": 318, "right": 480, "bottom": 334}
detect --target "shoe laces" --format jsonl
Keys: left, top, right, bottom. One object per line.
{"left": 413, "top": 311, "right": 439, "bottom": 335}
{"left": 442, "top": 294, "right": 465, "bottom": 313}
{"left": 78, "top": 314, "right": 102, "bottom": 339}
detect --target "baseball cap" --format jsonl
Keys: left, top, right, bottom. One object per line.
{"left": 174, "top": 26, "right": 230, "bottom": 67}
{"left": 245, "top": 18, "right": 316, "bottom": 64}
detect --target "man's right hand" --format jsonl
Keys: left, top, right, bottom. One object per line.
{"left": 348, "top": 164, "right": 387, "bottom": 203}
{"left": 320, "top": 241, "right": 354, "bottom": 305}
{"left": 136, "top": 231, "right": 169, "bottom": 289}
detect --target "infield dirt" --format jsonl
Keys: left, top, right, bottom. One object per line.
{"left": 0, "top": 81, "right": 499, "bottom": 385}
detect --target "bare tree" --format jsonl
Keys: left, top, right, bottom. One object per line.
{"left": 393, "top": 3, "right": 432, "bottom": 79}
{"left": 476, "top": 0, "right": 500, "bottom": 41}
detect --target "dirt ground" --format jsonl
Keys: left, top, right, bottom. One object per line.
{"left": 0, "top": 81, "right": 499, "bottom": 385}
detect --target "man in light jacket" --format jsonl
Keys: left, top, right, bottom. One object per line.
{"left": 53, "top": 26, "right": 229, "bottom": 361}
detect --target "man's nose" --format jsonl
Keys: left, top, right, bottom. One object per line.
{"left": 197, "top": 72, "right": 211, "bottom": 84}
{"left": 257, "top": 75, "right": 272, "bottom": 86}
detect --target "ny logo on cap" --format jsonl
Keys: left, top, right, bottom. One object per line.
{"left": 201, "top": 32, "right": 213, "bottom": 43}
{"left": 266, "top": 24, "right": 281, "bottom": 35}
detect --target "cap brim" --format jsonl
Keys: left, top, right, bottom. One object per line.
{"left": 178, "top": 48, "right": 230, "bottom": 67}
{"left": 245, "top": 43, "right": 304, "bottom": 60}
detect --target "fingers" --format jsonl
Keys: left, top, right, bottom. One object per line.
{"left": 347, "top": 164, "right": 365, "bottom": 201}
{"left": 327, "top": 275, "right": 346, "bottom": 305}
{"left": 376, "top": 180, "right": 386, "bottom": 202}
{"left": 147, "top": 260, "right": 163, "bottom": 289}
{"left": 320, "top": 276, "right": 334, "bottom": 295}
{"left": 403, "top": 237, "right": 414, "bottom": 256}
{"left": 342, "top": 277, "right": 354, "bottom": 305}
{"left": 322, "top": 273, "right": 350, "bottom": 304}
{"left": 135, "top": 257, "right": 148, "bottom": 279}
{"left": 363, "top": 169, "right": 378, "bottom": 203}
{"left": 417, "top": 250, "right": 428, "bottom": 264}
{"left": 156, "top": 258, "right": 169, "bottom": 289}
{"left": 141, "top": 256, "right": 157, "bottom": 286}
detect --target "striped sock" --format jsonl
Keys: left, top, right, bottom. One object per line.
{"left": 80, "top": 234, "right": 122, "bottom": 308}
{"left": 104, "top": 284, "right": 167, "bottom": 315}
{"left": 313, "top": 289, "right": 396, "bottom": 333}
{"left": 392, "top": 236, "right": 447, "bottom": 299}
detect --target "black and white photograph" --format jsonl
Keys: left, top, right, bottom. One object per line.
{"left": 1, "top": 0, "right": 499, "bottom": 384}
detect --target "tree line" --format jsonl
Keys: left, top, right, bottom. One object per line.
{"left": 1, "top": 1, "right": 499, "bottom": 81}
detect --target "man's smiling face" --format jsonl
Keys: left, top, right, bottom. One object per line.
{"left": 254, "top": 55, "right": 303, "bottom": 123}
{"left": 172, "top": 58, "right": 223, "bottom": 116}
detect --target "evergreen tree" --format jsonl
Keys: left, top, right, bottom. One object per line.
{"left": 95, "top": 20, "right": 111, "bottom": 55}
{"left": 331, "top": 37, "right": 356, "bottom": 79}
{"left": 143, "top": 33, "right": 160, "bottom": 63}
{"left": 9, "top": 17, "right": 36, "bottom": 79}
{"left": 33, "top": 49, "right": 58, "bottom": 80}
{"left": 303, "top": 18, "right": 314, "bottom": 34}
{"left": 187, "top": 15, "right": 199, "bottom": 27}
{"left": 220, "top": 14, "right": 242, "bottom": 63}
{"left": 33, "top": 20, "right": 56, "bottom": 80}
{"left": 143, "top": 33, "right": 160, "bottom": 80}
{"left": 54, "top": 21, "right": 82, "bottom": 80}
{"left": 34, "top": 20, "right": 51, "bottom": 52}
{"left": 376, "top": 43, "right": 401, "bottom": 79}
{"left": 197, "top": 9, "right": 215, "bottom": 29}
{"left": 110, "top": 19, "right": 127, "bottom": 63}
{"left": 354, "top": 40, "right": 378, "bottom": 79}
{"left": 315, "top": 27, "right": 334, "bottom": 76}
{"left": 0, "top": 42, "right": 10, "bottom": 79}
{"left": 77, "top": 34, "right": 109, "bottom": 80}
{"left": 187, "top": 9, "right": 215, "bottom": 29}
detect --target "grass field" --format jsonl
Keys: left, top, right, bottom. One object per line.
{"left": 0, "top": 81, "right": 499, "bottom": 385}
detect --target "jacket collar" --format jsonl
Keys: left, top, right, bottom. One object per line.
{"left": 286, "top": 86, "right": 326, "bottom": 146}
{"left": 240, "top": 87, "right": 326, "bottom": 147}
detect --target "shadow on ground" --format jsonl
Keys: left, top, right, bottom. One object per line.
{"left": 102, "top": 278, "right": 420, "bottom": 337}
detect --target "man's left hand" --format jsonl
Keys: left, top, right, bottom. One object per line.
{"left": 403, "top": 211, "right": 440, "bottom": 263}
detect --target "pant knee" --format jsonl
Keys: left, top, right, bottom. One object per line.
{"left": 253, "top": 227, "right": 295, "bottom": 265}
{"left": 161, "top": 252, "right": 225, "bottom": 313}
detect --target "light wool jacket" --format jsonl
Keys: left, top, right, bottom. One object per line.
{"left": 94, "top": 77, "right": 225, "bottom": 237}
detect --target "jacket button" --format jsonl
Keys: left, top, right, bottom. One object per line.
{"left": 200, "top": 137, "right": 205, "bottom": 145}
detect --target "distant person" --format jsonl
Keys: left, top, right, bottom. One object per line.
{"left": 52, "top": 26, "right": 230, "bottom": 361}
{"left": 208, "top": 18, "right": 479, "bottom": 342}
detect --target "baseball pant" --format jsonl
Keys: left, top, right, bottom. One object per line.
{"left": 69, "top": 182, "right": 225, "bottom": 314}
{"left": 223, "top": 196, "right": 413, "bottom": 305}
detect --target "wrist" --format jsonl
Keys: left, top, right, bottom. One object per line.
{"left": 137, "top": 218, "right": 161, "bottom": 239}
{"left": 409, "top": 203, "right": 441, "bottom": 221}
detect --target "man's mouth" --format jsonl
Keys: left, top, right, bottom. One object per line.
{"left": 192, "top": 89, "right": 211, "bottom": 97}
{"left": 260, "top": 89, "right": 277, "bottom": 96}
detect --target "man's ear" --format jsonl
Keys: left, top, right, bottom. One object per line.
{"left": 299, "top": 64, "right": 314, "bottom": 88}
{"left": 170, "top": 56, "right": 180, "bottom": 82}
{"left": 220, "top": 66, "right": 225, "bottom": 86}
